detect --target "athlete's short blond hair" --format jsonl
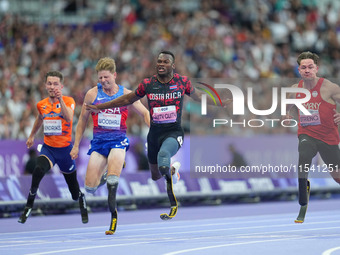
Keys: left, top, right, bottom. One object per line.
{"left": 95, "top": 57, "right": 116, "bottom": 73}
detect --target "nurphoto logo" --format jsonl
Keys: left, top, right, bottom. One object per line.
{"left": 197, "top": 83, "right": 312, "bottom": 128}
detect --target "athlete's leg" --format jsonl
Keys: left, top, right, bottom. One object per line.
{"left": 84, "top": 151, "right": 108, "bottom": 194}
{"left": 157, "top": 138, "right": 180, "bottom": 220}
{"left": 158, "top": 137, "right": 179, "bottom": 182}
{"left": 63, "top": 170, "right": 88, "bottom": 223}
{"left": 318, "top": 142, "right": 340, "bottom": 184}
{"left": 63, "top": 170, "right": 81, "bottom": 200}
{"left": 298, "top": 135, "right": 317, "bottom": 206}
{"left": 26, "top": 156, "right": 52, "bottom": 207}
{"left": 149, "top": 163, "right": 162, "bottom": 180}
{"left": 147, "top": 130, "right": 162, "bottom": 181}
{"left": 18, "top": 155, "right": 52, "bottom": 224}
{"left": 106, "top": 148, "right": 125, "bottom": 210}
{"left": 149, "top": 162, "right": 180, "bottom": 182}
{"left": 105, "top": 148, "right": 125, "bottom": 234}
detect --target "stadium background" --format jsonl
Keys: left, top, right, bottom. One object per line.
{"left": 1, "top": 0, "right": 340, "bottom": 215}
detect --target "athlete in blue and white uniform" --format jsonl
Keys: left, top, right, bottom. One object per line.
{"left": 89, "top": 82, "right": 130, "bottom": 156}
{"left": 70, "top": 57, "right": 150, "bottom": 235}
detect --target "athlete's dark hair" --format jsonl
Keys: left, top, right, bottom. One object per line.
{"left": 45, "top": 70, "right": 64, "bottom": 83}
{"left": 159, "top": 50, "right": 175, "bottom": 63}
{"left": 297, "top": 51, "right": 319, "bottom": 65}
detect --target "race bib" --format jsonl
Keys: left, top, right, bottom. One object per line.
{"left": 43, "top": 119, "right": 62, "bottom": 135}
{"left": 299, "top": 109, "right": 321, "bottom": 126}
{"left": 152, "top": 105, "right": 177, "bottom": 123}
{"left": 98, "top": 112, "right": 121, "bottom": 129}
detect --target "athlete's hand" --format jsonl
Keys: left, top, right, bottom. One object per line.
{"left": 26, "top": 136, "right": 34, "bottom": 148}
{"left": 54, "top": 87, "right": 63, "bottom": 100}
{"left": 333, "top": 109, "right": 340, "bottom": 125}
{"left": 70, "top": 146, "right": 79, "bottom": 160}
{"left": 85, "top": 103, "right": 100, "bottom": 113}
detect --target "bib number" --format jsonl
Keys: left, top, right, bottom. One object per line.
{"left": 299, "top": 109, "right": 321, "bottom": 126}
{"left": 152, "top": 105, "right": 177, "bottom": 124}
{"left": 98, "top": 112, "right": 121, "bottom": 129}
{"left": 44, "top": 119, "right": 62, "bottom": 136}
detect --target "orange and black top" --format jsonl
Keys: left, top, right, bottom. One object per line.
{"left": 37, "top": 96, "right": 75, "bottom": 148}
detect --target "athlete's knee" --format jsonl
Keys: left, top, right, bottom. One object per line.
{"left": 298, "top": 142, "right": 316, "bottom": 161}
{"left": 85, "top": 185, "right": 98, "bottom": 195}
{"left": 34, "top": 156, "right": 51, "bottom": 175}
{"left": 158, "top": 149, "right": 171, "bottom": 170}
{"left": 299, "top": 149, "right": 314, "bottom": 162}
{"left": 32, "top": 165, "right": 45, "bottom": 178}
{"left": 107, "top": 175, "right": 119, "bottom": 188}
{"left": 158, "top": 149, "right": 170, "bottom": 160}
{"left": 159, "top": 166, "right": 170, "bottom": 177}
{"left": 31, "top": 156, "right": 51, "bottom": 192}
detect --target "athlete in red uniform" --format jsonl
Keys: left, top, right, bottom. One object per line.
{"left": 287, "top": 52, "right": 340, "bottom": 222}
{"left": 18, "top": 71, "right": 88, "bottom": 224}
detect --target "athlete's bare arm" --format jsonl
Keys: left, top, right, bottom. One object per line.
{"left": 327, "top": 80, "right": 340, "bottom": 104}
{"left": 86, "top": 92, "right": 140, "bottom": 111}
{"left": 54, "top": 86, "right": 74, "bottom": 123}
{"left": 325, "top": 80, "right": 340, "bottom": 125}
{"left": 70, "top": 88, "right": 97, "bottom": 160}
{"left": 283, "top": 83, "right": 299, "bottom": 120}
{"left": 26, "top": 113, "right": 43, "bottom": 148}
{"left": 124, "top": 88, "right": 150, "bottom": 127}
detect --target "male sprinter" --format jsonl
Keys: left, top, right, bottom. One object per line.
{"left": 70, "top": 57, "right": 150, "bottom": 234}
{"left": 86, "top": 51, "right": 226, "bottom": 220}
{"left": 286, "top": 52, "right": 340, "bottom": 223}
{"left": 18, "top": 71, "right": 88, "bottom": 224}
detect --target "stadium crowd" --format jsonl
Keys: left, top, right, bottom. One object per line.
{"left": 1, "top": 0, "right": 340, "bottom": 139}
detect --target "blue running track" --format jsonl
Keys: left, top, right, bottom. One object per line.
{"left": 1, "top": 199, "right": 340, "bottom": 255}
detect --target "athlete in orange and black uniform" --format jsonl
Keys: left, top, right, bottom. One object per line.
{"left": 18, "top": 70, "right": 88, "bottom": 224}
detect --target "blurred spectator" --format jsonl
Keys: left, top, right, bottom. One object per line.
{"left": 63, "top": 0, "right": 89, "bottom": 13}
{"left": 1, "top": 0, "right": 340, "bottom": 137}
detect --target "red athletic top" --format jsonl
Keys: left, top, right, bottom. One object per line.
{"left": 297, "top": 78, "right": 339, "bottom": 145}
{"left": 135, "top": 73, "right": 194, "bottom": 126}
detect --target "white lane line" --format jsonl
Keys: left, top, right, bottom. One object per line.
{"left": 163, "top": 233, "right": 340, "bottom": 255}
{"left": 24, "top": 231, "right": 340, "bottom": 255}
{"left": 2, "top": 218, "right": 340, "bottom": 249}
{"left": 4, "top": 225, "right": 340, "bottom": 254}
{"left": 322, "top": 247, "right": 340, "bottom": 255}
{"left": 3, "top": 210, "right": 340, "bottom": 237}
{"left": 25, "top": 240, "right": 166, "bottom": 255}
{"left": 2, "top": 213, "right": 340, "bottom": 241}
